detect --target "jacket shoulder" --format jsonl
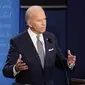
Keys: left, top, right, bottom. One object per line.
{"left": 11, "top": 30, "right": 27, "bottom": 41}
{"left": 44, "top": 31, "right": 56, "bottom": 38}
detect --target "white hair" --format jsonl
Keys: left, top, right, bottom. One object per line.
{"left": 25, "top": 5, "right": 43, "bottom": 20}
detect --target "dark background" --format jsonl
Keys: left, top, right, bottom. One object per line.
{"left": 20, "top": 0, "right": 85, "bottom": 84}
{"left": 20, "top": 0, "right": 67, "bottom": 6}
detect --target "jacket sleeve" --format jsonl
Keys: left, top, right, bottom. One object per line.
{"left": 3, "top": 39, "right": 19, "bottom": 78}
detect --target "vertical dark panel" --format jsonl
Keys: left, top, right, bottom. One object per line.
{"left": 67, "top": 0, "right": 85, "bottom": 78}
{"left": 45, "top": 8, "right": 67, "bottom": 85}
{"left": 45, "top": 8, "right": 66, "bottom": 54}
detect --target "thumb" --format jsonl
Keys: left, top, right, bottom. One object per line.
{"left": 18, "top": 54, "right": 22, "bottom": 60}
{"left": 17, "top": 54, "right": 22, "bottom": 62}
{"left": 68, "top": 50, "right": 71, "bottom": 55}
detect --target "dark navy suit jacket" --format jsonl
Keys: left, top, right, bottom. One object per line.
{"left": 3, "top": 30, "right": 69, "bottom": 85}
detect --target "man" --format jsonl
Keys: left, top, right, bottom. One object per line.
{"left": 3, "top": 6, "right": 76, "bottom": 85}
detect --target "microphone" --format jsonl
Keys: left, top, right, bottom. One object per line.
{"left": 46, "top": 38, "right": 53, "bottom": 43}
{"left": 46, "top": 38, "right": 70, "bottom": 85}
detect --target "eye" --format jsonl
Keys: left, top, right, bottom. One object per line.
{"left": 37, "top": 19, "right": 41, "bottom": 22}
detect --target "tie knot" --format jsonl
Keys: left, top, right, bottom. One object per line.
{"left": 36, "top": 34, "right": 43, "bottom": 45}
{"left": 36, "top": 34, "right": 40, "bottom": 40}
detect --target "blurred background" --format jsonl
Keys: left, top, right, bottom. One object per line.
{"left": 0, "top": 0, "right": 85, "bottom": 85}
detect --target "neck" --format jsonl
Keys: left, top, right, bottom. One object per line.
{"left": 30, "top": 27, "right": 42, "bottom": 35}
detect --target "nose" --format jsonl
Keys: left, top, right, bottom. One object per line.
{"left": 41, "top": 19, "right": 46, "bottom": 26}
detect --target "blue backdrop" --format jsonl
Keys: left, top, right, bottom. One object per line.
{"left": 0, "top": 0, "right": 19, "bottom": 85}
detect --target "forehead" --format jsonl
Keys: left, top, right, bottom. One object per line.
{"left": 29, "top": 8, "right": 46, "bottom": 20}
{"left": 34, "top": 11, "right": 46, "bottom": 19}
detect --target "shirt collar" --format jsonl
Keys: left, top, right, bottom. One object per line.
{"left": 27, "top": 28, "right": 44, "bottom": 43}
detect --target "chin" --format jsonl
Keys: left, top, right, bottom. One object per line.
{"left": 41, "top": 29, "right": 46, "bottom": 33}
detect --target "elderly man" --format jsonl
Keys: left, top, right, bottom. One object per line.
{"left": 3, "top": 6, "right": 76, "bottom": 85}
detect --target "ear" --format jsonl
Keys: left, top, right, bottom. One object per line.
{"left": 26, "top": 19, "right": 32, "bottom": 27}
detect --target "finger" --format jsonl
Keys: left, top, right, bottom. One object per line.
{"left": 19, "top": 65, "right": 28, "bottom": 68}
{"left": 16, "top": 61, "right": 23, "bottom": 68}
{"left": 73, "top": 56, "right": 76, "bottom": 61}
{"left": 72, "top": 56, "right": 76, "bottom": 64}
{"left": 22, "top": 65, "right": 28, "bottom": 69}
{"left": 68, "top": 55, "right": 74, "bottom": 60}
{"left": 17, "top": 59, "right": 23, "bottom": 64}
{"left": 68, "top": 55, "right": 71, "bottom": 58}
{"left": 19, "top": 66, "right": 28, "bottom": 71}
{"left": 19, "top": 63, "right": 27, "bottom": 66}
{"left": 17, "top": 62, "right": 26, "bottom": 67}
{"left": 70, "top": 56, "right": 76, "bottom": 63}
{"left": 15, "top": 62, "right": 28, "bottom": 71}
{"left": 68, "top": 54, "right": 72, "bottom": 59}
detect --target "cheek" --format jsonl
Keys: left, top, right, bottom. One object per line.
{"left": 35, "top": 23, "right": 41, "bottom": 28}
{"left": 32, "top": 23, "right": 40, "bottom": 31}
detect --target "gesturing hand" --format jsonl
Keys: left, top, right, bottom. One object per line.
{"left": 67, "top": 50, "right": 76, "bottom": 66}
{"left": 15, "top": 54, "right": 28, "bottom": 72}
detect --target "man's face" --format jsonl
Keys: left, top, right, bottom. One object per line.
{"left": 27, "top": 10, "right": 46, "bottom": 34}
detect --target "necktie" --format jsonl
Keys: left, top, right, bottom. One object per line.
{"left": 36, "top": 35, "right": 45, "bottom": 68}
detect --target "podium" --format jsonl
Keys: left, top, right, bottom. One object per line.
{"left": 71, "top": 78, "right": 85, "bottom": 85}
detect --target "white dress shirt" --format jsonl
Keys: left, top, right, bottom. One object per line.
{"left": 28, "top": 28, "right": 46, "bottom": 54}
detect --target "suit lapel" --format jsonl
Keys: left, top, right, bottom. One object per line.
{"left": 43, "top": 33, "right": 48, "bottom": 58}
{"left": 24, "top": 30, "right": 49, "bottom": 70}
{"left": 43, "top": 33, "right": 50, "bottom": 68}
{"left": 24, "top": 30, "right": 44, "bottom": 70}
